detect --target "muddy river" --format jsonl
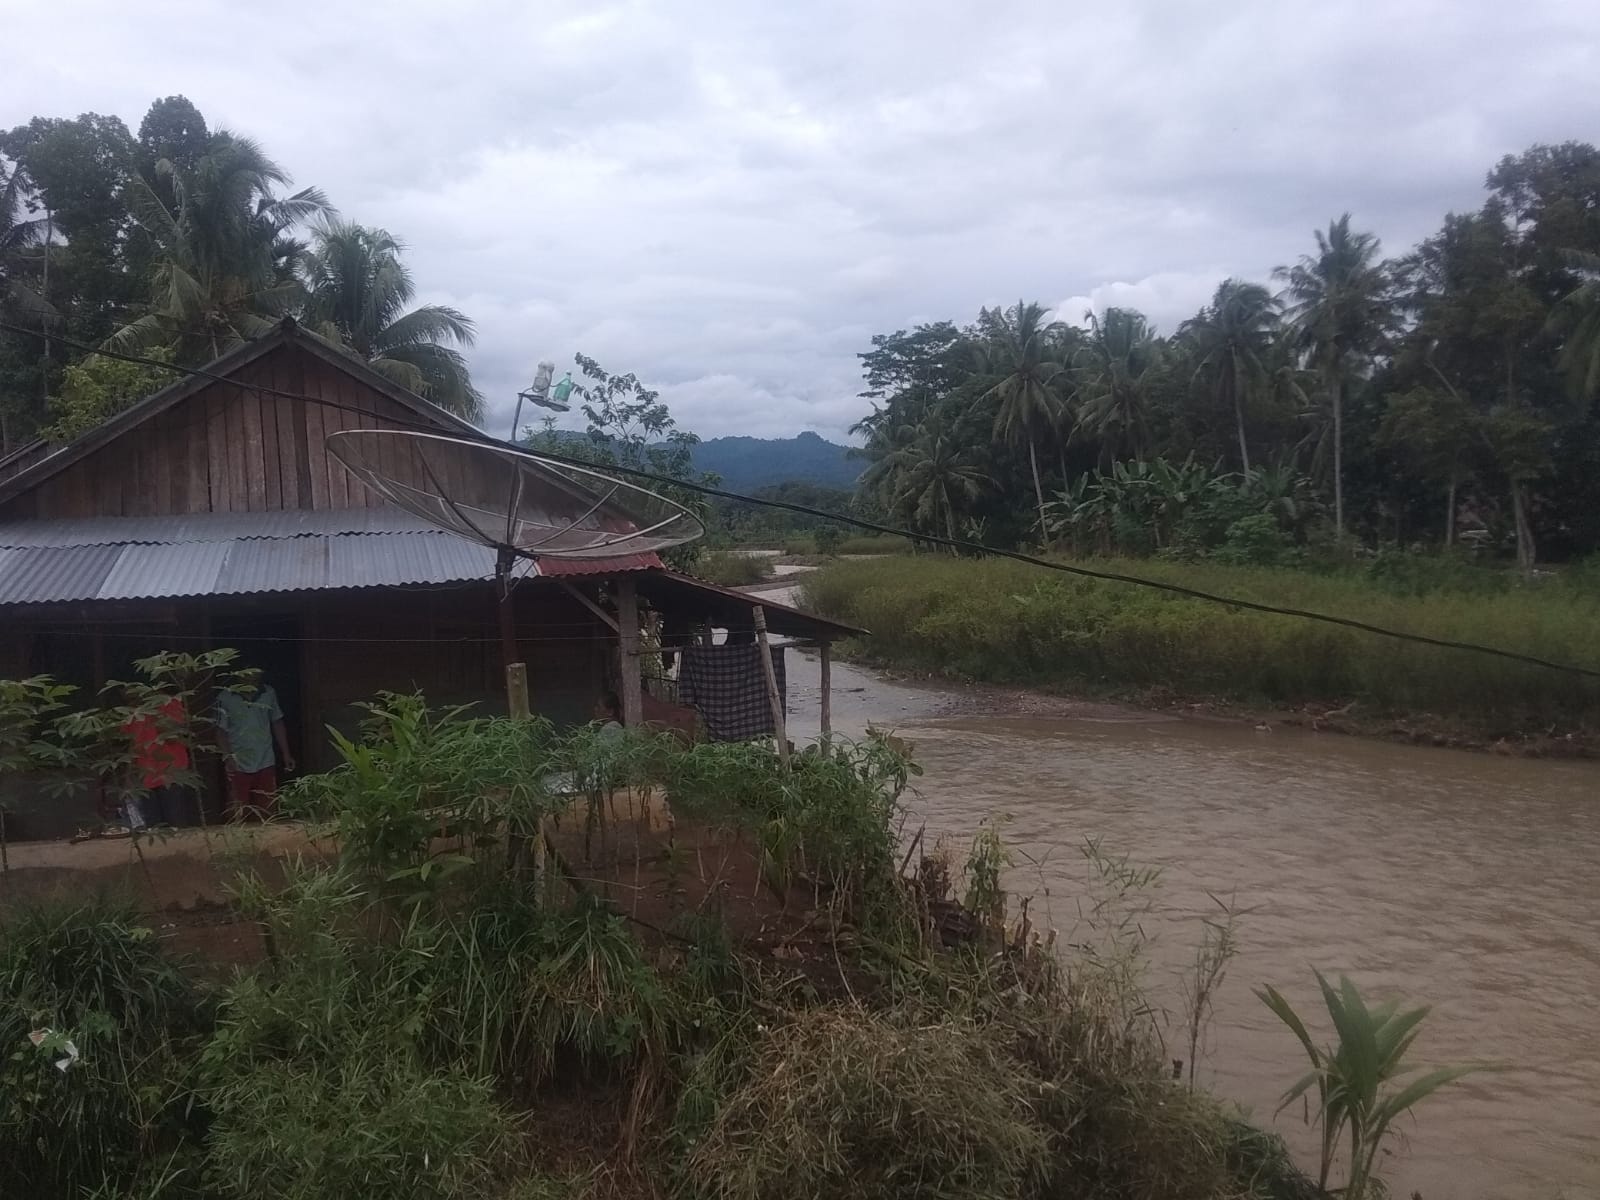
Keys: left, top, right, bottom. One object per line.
{"left": 779, "top": 640, "right": 1600, "bottom": 1200}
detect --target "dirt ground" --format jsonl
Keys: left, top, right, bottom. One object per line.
{"left": 1, "top": 790, "right": 842, "bottom": 976}
{"left": 0, "top": 824, "right": 331, "bottom": 969}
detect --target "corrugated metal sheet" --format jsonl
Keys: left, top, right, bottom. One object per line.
{"left": 537, "top": 553, "right": 661, "bottom": 577}
{"left": 98, "top": 542, "right": 232, "bottom": 600}
{"left": 0, "top": 543, "right": 124, "bottom": 604}
{"left": 0, "top": 508, "right": 664, "bottom": 606}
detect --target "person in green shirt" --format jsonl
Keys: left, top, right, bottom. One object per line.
{"left": 214, "top": 669, "right": 295, "bottom": 820}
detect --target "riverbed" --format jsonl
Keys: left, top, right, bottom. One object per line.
{"left": 778, "top": 638, "right": 1600, "bottom": 1200}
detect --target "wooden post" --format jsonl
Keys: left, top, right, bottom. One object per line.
{"left": 752, "top": 605, "right": 788, "bottom": 764}
{"left": 819, "top": 641, "right": 833, "bottom": 741}
{"left": 616, "top": 578, "right": 643, "bottom": 728}
{"left": 505, "top": 662, "right": 530, "bottom": 720}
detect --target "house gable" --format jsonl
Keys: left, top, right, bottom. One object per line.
{"left": 0, "top": 324, "right": 476, "bottom": 522}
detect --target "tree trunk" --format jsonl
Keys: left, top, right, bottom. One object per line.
{"left": 1510, "top": 479, "right": 1535, "bottom": 574}
{"left": 1228, "top": 356, "right": 1251, "bottom": 475}
{"left": 1234, "top": 392, "right": 1251, "bottom": 477}
{"left": 1444, "top": 474, "right": 1457, "bottom": 549}
{"left": 1028, "top": 438, "right": 1047, "bottom": 547}
{"left": 1331, "top": 370, "right": 1345, "bottom": 538}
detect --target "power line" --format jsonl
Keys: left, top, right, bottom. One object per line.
{"left": 3, "top": 318, "right": 1598, "bottom": 681}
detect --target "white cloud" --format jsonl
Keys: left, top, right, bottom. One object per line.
{"left": 5, "top": 0, "right": 1598, "bottom": 439}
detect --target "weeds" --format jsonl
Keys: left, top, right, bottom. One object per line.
{"left": 802, "top": 554, "right": 1600, "bottom": 729}
{"left": 0, "top": 894, "right": 210, "bottom": 1196}
{"left": 686, "top": 1007, "right": 1051, "bottom": 1200}
{"left": 696, "top": 550, "right": 775, "bottom": 587}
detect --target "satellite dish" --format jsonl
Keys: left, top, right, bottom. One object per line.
{"left": 325, "top": 428, "right": 704, "bottom": 561}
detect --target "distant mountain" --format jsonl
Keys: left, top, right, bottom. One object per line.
{"left": 691, "top": 432, "right": 861, "bottom": 492}
{"left": 526, "top": 426, "right": 861, "bottom": 493}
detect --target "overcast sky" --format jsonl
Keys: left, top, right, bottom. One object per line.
{"left": 6, "top": 2, "right": 1597, "bottom": 440}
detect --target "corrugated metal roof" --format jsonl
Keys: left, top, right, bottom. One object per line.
{"left": 0, "top": 508, "right": 440, "bottom": 548}
{"left": 0, "top": 508, "right": 659, "bottom": 605}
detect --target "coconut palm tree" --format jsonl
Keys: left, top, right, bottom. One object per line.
{"left": 1275, "top": 214, "right": 1391, "bottom": 536}
{"left": 1180, "top": 280, "right": 1281, "bottom": 474}
{"left": 109, "top": 133, "right": 329, "bottom": 362}
{"left": 1552, "top": 248, "right": 1600, "bottom": 399}
{"left": 301, "top": 221, "right": 483, "bottom": 421}
{"left": 980, "top": 300, "right": 1069, "bottom": 543}
{"left": 891, "top": 423, "right": 991, "bottom": 545}
{"left": 1074, "top": 307, "right": 1160, "bottom": 463}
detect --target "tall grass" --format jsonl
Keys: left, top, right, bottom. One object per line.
{"left": 0, "top": 895, "right": 210, "bottom": 1196}
{"left": 695, "top": 550, "right": 775, "bottom": 587}
{"left": 802, "top": 555, "right": 1600, "bottom": 729}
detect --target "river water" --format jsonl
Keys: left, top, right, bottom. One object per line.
{"left": 777, "top": 638, "right": 1600, "bottom": 1200}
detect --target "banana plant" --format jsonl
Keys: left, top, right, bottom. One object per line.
{"left": 1257, "top": 971, "right": 1481, "bottom": 1198}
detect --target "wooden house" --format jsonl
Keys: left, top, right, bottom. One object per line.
{"left": 0, "top": 319, "right": 857, "bottom": 837}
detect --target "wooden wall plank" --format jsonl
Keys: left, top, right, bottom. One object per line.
{"left": 188, "top": 396, "right": 211, "bottom": 512}
{"left": 260, "top": 374, "right": 283, "bottom": 510}
{"left": 207, "top": 389, "right": 231, "bottom": 513}
{"left": 158, "top": 410, "right": 181, "bottom": 513}
{"left": 223, "top": 385, "right": 247, "bottom": 514}
{"left": 303, "top": 362, "right": 329, "bottom": 510}
{"left": 242, "top": 384, "right": 267, "bottom": 511}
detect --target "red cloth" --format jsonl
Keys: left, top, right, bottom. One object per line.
{"left": 122, "top": 698, "right": 190, "bottom": 789}
{"left": 225, "top": 766, "right": 278, "bottom": 818}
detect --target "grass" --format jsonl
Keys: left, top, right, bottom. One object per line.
{"left": 695, "top": 550, "right": 775, "bottom": 587}
{"left": 801, "top": 554, "right": 1600, "bottom": 731}
{"left": 777, "top": 532, "right": 911, "bottom": 556}
{"left": 0, "top": 893, "right": 211, "bottom": 1197}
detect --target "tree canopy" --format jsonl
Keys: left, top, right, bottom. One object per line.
{"left": 853, "top": 142, "right": 1600, "bottom": 566}
{"left": 0, "top": 95, "right": 487, "bottom": 450}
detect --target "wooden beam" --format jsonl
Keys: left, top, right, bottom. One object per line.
{"left": 617, "top": 579, "right": 644, "bottom": 728}
{"left": 819, "top": 641, "right": 832, "bottom": 740}
{"left": 555, "top": 580, "right": 620, "bottom": 633}
{"left": 752, "top": 605, "right": 789, "bottom": 765}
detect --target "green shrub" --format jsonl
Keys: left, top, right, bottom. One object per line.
{"left": 203, "top": 866, "right": 522, "bottom": 1200}
{"left": 1213, "top": 514, "right": 1298, "bottom": 567}
{"left": 0, "top": 896, "right": 210, "bottom": 1196}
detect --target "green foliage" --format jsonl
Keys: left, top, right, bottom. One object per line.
{"left": 281, "top": 691, "right": 560, "bottom": 899}
{"left": 1213, "top": 513, "right": 1298, "bottom": 567}
{"left": 204, "top": 864, "right": 523, "bottom": 1200}
{"left": 661, "top": 733, "right": 917, "bottom": 907}
{"left": 0, "top": 896, "right": 209, "bottom": 1196}
{"left": 803, "top": 553, "right": 1600, "bottom": 727}
{"left": 1257, "top": 972, "right": 1480, "bottom": 1198}
{"left": 302, "top": 219, "right": 483, "bottom": 419}
{"left": 43, "top": 346, "right": 173, "bottom": 440}
{"left": 523, "top": 352, "right": 716, "bottom": 569}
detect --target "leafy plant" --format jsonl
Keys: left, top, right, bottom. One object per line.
{"left": 1256, "top": 971, "right": 1480, "bottom": 1198}
{"left": 0, "top": 896, "right": 210, "bottom": 1196}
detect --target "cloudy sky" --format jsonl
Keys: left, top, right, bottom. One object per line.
{"left": 7, "top": 1, "right": 1597, "bottom": 440}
